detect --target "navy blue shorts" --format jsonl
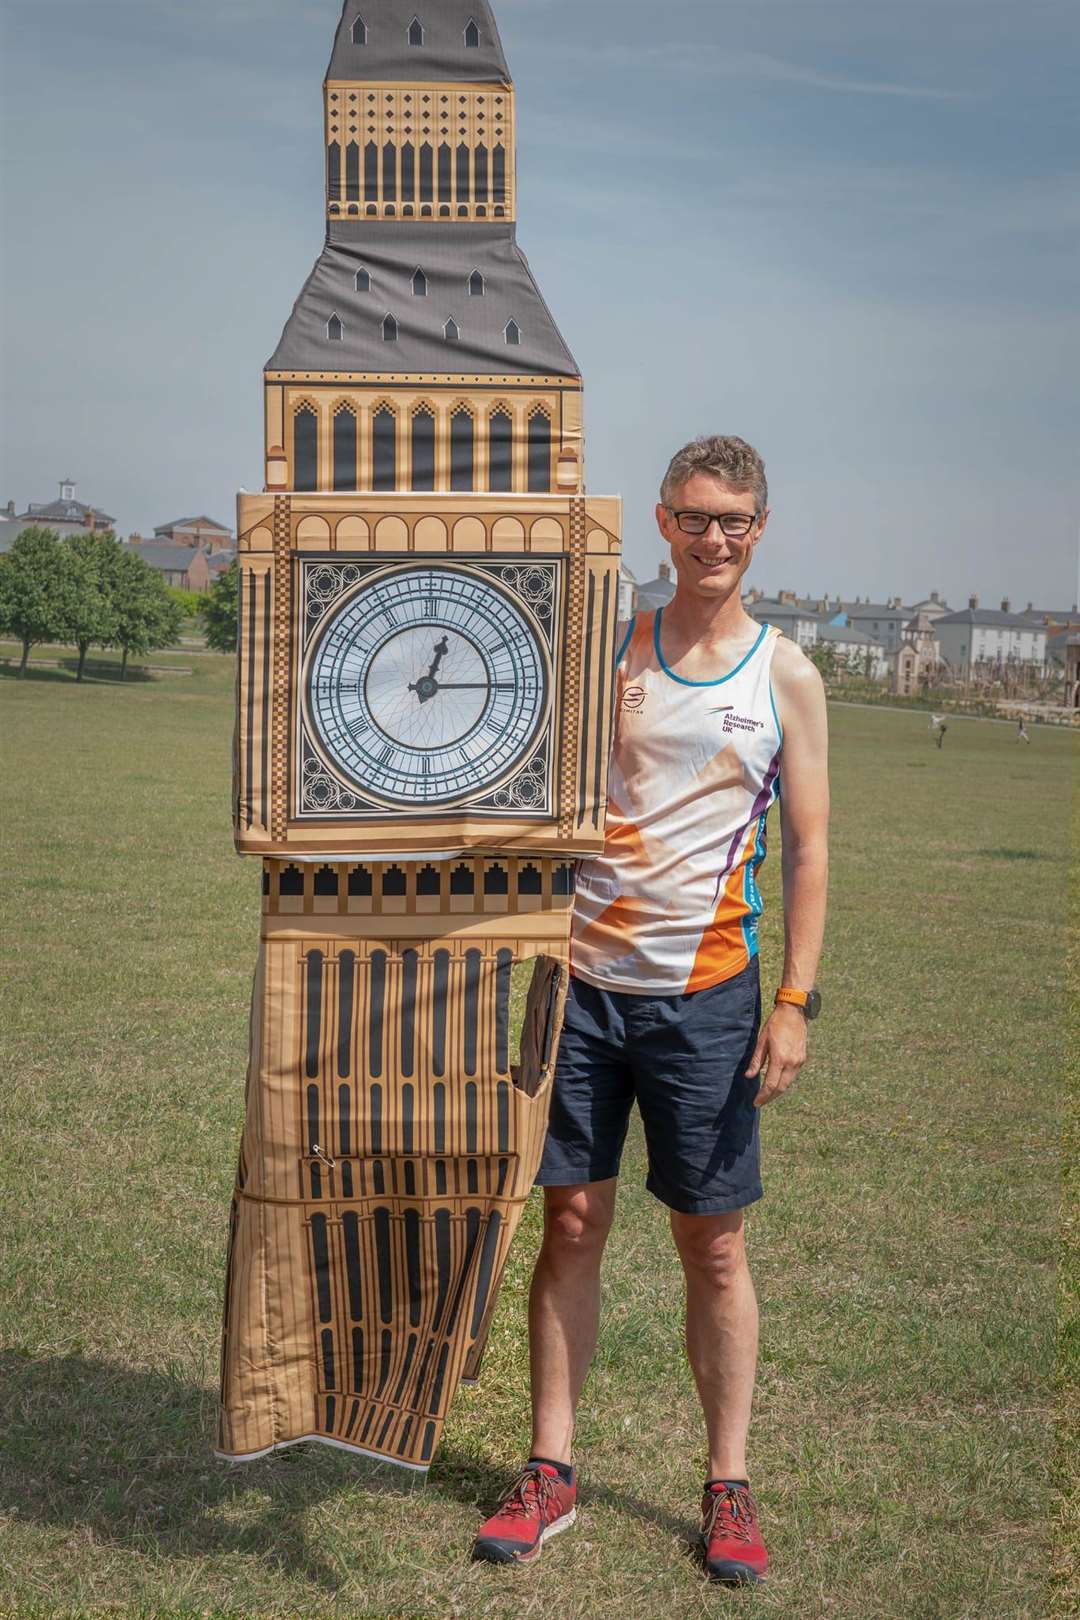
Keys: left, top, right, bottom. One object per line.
{"left": 537, "top": 961, "right": 763, "bottom": 1216}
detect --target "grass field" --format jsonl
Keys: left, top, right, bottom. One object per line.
{"left": 0, "top": 654, "right": 1075, "bottom": 1620}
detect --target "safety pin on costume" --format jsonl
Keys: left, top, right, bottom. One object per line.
{"left": 216, "top": 0, "right": 623, "bottom": 1473}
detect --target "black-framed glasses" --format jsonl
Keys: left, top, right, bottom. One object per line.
{"left": 667, "top": 509, "right": 760, "bottom": 539}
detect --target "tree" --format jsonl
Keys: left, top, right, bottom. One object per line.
{"left": 62, "top": 532, "right": 121, "bottom": 682}
{"left": 199, "top": 559, "right": 240, "bottom": 654}
{"left": 109, "top": 549, "right": 184, "bottom": 680}
{"left": 0, "top": 526, "right": 79, "bottom": 677}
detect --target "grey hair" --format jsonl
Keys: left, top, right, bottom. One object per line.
{"left": 660, "top": 435, "right": 768, "bottom": 513}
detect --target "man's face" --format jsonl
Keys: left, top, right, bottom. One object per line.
{"left": 655, "top": 474, "right": 769, "bottom": 600}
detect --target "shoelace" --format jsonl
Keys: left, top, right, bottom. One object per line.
{"left": 496, "top": 1466, "right": 559, "bottom": 1521}
{"left": 703, "top": 1486, "right": 755, "bottom": 1546}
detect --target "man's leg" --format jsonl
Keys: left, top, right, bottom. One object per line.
{"left": 529, "top": 1179, "right": 618, "bottom": 1463}
{"left": 670, "top": 1209, "right": 758, "bottom": 1480}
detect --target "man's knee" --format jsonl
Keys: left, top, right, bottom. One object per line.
{"left": 672, "top": 1212, "right": 746, "bottom": 1291}
{"left": 541, "top": 1182, "right": 616, "bottom": 1263}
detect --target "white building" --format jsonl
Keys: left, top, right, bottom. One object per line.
{"left": 816, "top": 622, "right": 888, "bottom": 680}
{"left": 935, "top": 598, "right": 1048, "bottom": 676}
{"left": 745, "top": 595, "right": 820, "bottom": 649}
{"left": 842, "top": 599, "right": 911, "bottom": 653}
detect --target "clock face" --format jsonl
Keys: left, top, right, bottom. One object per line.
{"left": 303, "top": 564, "right": 552, "bottom": 808}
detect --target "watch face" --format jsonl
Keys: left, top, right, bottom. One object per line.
{"left": 303, "top": 563, "right": 552, "bottom": 809}
{"left": 805, "top": 989, "right": 822, "bottom": 1020}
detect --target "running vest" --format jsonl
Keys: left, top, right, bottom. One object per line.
{"left": 572, "top": 611, "right": 784, "bottom": 995}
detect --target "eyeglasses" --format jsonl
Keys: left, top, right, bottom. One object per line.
{"left": 666, "top": 509, "right": 760, "bottom": 539}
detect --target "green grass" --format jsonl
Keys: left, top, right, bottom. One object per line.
{"left": 0, "top": 661, "right": 1075, "bottom": 1620}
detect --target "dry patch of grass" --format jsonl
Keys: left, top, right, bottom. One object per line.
{"left": 0, "top": 664, "right": 1073, "bottom": 1619}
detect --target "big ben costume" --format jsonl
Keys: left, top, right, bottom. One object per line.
{"left": 216, "top": 0, "right": 622, "bottom": 1473}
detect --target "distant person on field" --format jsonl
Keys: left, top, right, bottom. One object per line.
{"left": 1017, "top": 718, "right": 1031, "bottom": 743}
{"left": 937, "top": 722, "right": 948, "bottom": 749}
{"left": 473, "top": 437, "right": 830, "bottom": 1587}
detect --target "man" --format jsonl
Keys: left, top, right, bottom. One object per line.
{"left": 473, "top": 436, "right": 830, "bottom": 1585}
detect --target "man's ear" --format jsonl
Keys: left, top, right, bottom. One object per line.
{"left": 655, "top": 502, "right": 671, "bottom": 539}
{"left": 753, "top": 507, "right": 772, "bottom": 545}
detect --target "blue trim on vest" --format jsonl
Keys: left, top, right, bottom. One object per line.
{"left": 769, "top": 675, "right": 784, "bottom": 745}
{"left": 615, "top": 617, "right": 635, "bottom": 664}
{"left": 653, "top": 612, "right": 771, "bottom": 688}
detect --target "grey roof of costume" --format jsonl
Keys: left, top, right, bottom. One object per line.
{"left": 328, "top": 1, "right": 509, "bottom": 84}
{"left": 268, "top": 223, "right": 579, "bottom": 377}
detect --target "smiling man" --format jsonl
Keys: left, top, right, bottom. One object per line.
{"left": 473, "top": 436, "right": 830, "bottom": 1585}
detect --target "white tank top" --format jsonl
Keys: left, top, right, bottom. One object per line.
{"left": 572, "top": 611, "right": 783, "bottom": 995}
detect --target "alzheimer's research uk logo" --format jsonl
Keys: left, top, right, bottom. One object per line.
{"left": 709, "top": 704, "right": 766, "bottom": 735}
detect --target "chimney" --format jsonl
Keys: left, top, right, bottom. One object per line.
{"left": 1000, "top": 598, "right": 1011, "bottom": 613}
{"left": 4, "top": 500, "right": 13, "bottom": 517}
{"left": 969, "top": 595, "right": 978, "bottom": 611}
{"left": 1026, "top": 602, "right": 1034, "bottom": 613}
{"left": 779, "top": 590, "right": 796, "bottom": 605}
{"left": 931, "top": 591, "right": 939, "bottom": 604}
{"left": 658, "top": 562, "right": 671, "bottom": 582}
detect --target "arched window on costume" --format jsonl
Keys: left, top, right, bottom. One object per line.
{"left": 444, "top": 318, "right": 460, "bottom": 342}
{"left": 412, "top": 268, "right": 428, "bottom": 297}
{"left": 528, "top": 410, "right": 552, "bottom": 493}
{"left": 346, "top": 142, "right": 360, "bottom": 203}
{"left": 408, "top": 16, "right": 424, "bottom": 46}
{"left": 450, "top": 408, "right": 474, "bottom": 493}
{"left": 373, "top": 408, "right": 397, "bottom": 492}
{"left": 382, "top": 142, "right": 396, "bottom": 202}
{"left": 469, "top": 270, "right": 485, "bottom": 297}
{"left": 294, "top": 407, "right": 318, "bottom": 494}
{"left": 327, "top": 313, "right": 344, "bottom": 342}
{"left": 401, "top": 142, "right": 415, "bottom": 203}
{"left": 352, "top": 16, "right": 367, "bottom": 44}
{"left": 333, "top": 407, "right": 357, "bottom": 492}
{"left": 474, "top": 144, "right": 489, "bottom": 205}
{"left": 438, "top": 143, "right": 452, "bottom": 209}
{"left": 488, "top": 409, "right": 513, "bottom": 494}
{"left": 364, "top": 141, "right": 378, "bottom": 202}
{"left": 493, "top": 144, "right": 506, "bottom": 207}
{"left": 382, "top": 313, "right": 399, "bottom": 342}
{"left": 328, "top": 142, "right": 341, "bottom": 205}
{"left": 505, "top": 319, "right": 521, "bottom": 346}
{"left": 464, "top": 18, "right": 480, "bottom": 48}
{"left": 355, "top": 267, "right": 370, "bottom": 292}
{"left": 419, "top": 143, "right": 433, "bottom": 203}
{"left": 411, "top": 407, "right": 435, "bottom": 493}
{"left": 456, "top": 143, "right": 470, "bottom": 209}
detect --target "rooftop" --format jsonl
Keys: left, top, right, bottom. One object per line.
{"left": 268, "top": 222, "right": 578, "bottom": 377}
{"left": 327, "top": 2, "right": 510, "bottom": 86}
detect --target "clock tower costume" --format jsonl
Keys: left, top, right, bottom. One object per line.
{"left": 216, "top": 0, "right": 622, "bottom": 1472}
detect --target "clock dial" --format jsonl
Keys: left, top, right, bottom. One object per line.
{"left": 304, "top": 565, "right": 551, "bottom": 808}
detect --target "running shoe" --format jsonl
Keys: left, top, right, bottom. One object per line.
{"left": 473, "top": 1462, "right": 577, "bottom": 1565}
{"left": 701, "top": 1481, "right": 768, "bottom": 1584}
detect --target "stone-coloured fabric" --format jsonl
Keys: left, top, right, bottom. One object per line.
{"left": 218, "top": 877, "right": 571, "bottom": 1469}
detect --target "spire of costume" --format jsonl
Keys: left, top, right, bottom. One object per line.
{"left": 217, "top": 0, "right": 622, "bottom": 1472}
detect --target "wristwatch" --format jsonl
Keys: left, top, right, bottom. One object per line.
{"left": 775, "top": 987, "right": 822, "bottom": 1020}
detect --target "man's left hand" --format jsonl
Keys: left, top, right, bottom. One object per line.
{"left": 746, "top": 1005, "right": 808, "bottom": 1107}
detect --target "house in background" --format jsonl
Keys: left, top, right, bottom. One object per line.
{"left": 1, "top": 480, "right": 116, "bottom": 548}
{"left": 841, "top": 598, "right": 911, "bottom": 653}
{"left": 745, "top": 593, "right": 821, "bottom": 649}
{"left": 154, "top": 515, "right": 234, "bottom": 553}
{"left": 634, "top": 561, "right": 676, "bottom": 613}
{"left": 816, "top": 621, "right": 888, "bottom": 680}
{"left": 934, "top": 598, "right": 1048, "bottom": 677}
{"left": 908, "top": 590, "right": 952, "bottom": 623}
{"left": 890, "top": 610, "right": 942, "bottom": 695}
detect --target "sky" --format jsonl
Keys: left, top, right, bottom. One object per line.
{"left": 1, "top": 0, "right": 1077, "bottom": 608}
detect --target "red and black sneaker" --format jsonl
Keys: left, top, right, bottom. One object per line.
{"left": 701, "top": 1480, "right": 768, "bottom": 1584}
{"left": 472, "top": 1462, "right": 577, "bottom": 1565}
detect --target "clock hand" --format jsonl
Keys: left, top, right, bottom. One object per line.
{"left": 433, "top": 683, "right": 518, "bottom": 691}
{"left": 427, "top": 636, "right": 450, "bottom": 680}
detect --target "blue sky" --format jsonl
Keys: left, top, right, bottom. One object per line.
{"left": 1, "top": 0, "right": 1077, "bottom": 607}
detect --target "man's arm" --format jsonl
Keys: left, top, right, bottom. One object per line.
{"left": 746, "top": 639, "right": 830, "bottom": 1108}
